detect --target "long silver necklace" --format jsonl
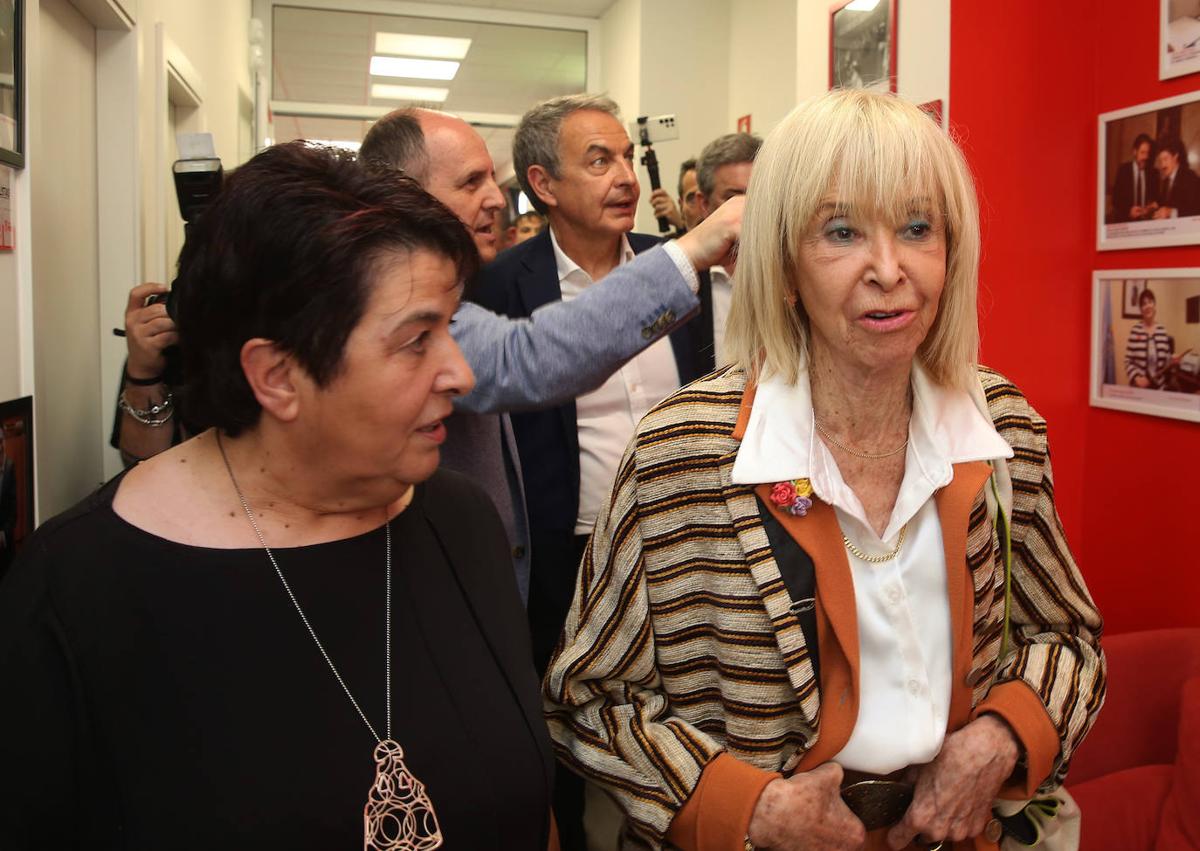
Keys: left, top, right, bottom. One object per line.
{"left": 217, "top": 433, "right": 443, "bottom": 850}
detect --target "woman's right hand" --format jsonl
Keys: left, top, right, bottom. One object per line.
{"left": 747, "top": 762, "right": 866, "bottom": 850}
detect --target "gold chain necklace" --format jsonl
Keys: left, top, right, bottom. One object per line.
{"left": 842, "top": 523, "right": 907, "bottom": 564}
{"left": 814, "top": 417, "right": 908, "bottom": 460}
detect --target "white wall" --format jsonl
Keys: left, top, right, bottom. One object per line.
{"left": 31, "top": 0, "right": 103, "bottom": 515}
{"left": 0, "top": 0, "right": 252, "bottom": 519}
{"left": 633, "top": 0, "right": 731, "bottom": 234}
{"left": 728, "top": 0, "right": 796, "bottom": 136}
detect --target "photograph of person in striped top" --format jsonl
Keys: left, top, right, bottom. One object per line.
{"left": 543, "top": 89, "right": 1105, "bottom": 851}
{"left": 1124, "top": 287, "right": 1180, "bottom": 389}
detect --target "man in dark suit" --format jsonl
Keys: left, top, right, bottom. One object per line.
{"left": 1152, "top": 137, "right": 1200, "bottom": 219}
{"left": 692, "top": 132, "right": 762, "bottom": 369}
{"left": 1111, "top": 133, "right": 1157, "bottom": 223}
{"left": 475, "top": 93, "right": 708, "bottom": 850}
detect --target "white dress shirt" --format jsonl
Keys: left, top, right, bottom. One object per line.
{"left": 551, "top": 228, "right": 683, "bottom": 535}
{"left": 710, "top": 265, "right": 733, "bottom": 366}
{"left": 731, "top": 362, "right": 1013, "bottom": 774}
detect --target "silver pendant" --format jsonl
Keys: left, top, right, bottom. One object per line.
{"left": 364, "top": 739, "right": 443, "bottom": 850}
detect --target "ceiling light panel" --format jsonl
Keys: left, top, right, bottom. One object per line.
{"left": 374, "top": 33, "right": 472, "bottom": 60}
{"left": 370, "top": 56, "right": 459, "bottom": 80}
{"left": 370, "top": 83, "right": 450, "bottom": 103}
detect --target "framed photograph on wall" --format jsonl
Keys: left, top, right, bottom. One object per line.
{"left": 0, "top": 395, "right": 33, "bottom": 581}
{"left": 1098, "top": 91, "right": 1200, "bottom": 250}
{"left": 1122, "top": 279, "right": 1149, "bottom": 318}
{"left": 0, "top": 0, "right": 22, "bottom": 168}
{"left": 1162, "top": 0, "right": 1200, "bottom": 80}
{"left": 1091, "top": 269, "right": 1200, "bottom": 423}
{"left": 829, "top": 0, "right": 897, "bottom": 93}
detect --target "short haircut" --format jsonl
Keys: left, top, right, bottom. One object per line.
{"left": 678, "top": 157, "right": 697, "bottom": 198}
{"left": 359, "top": 108, "right": 430, "bottom": 182}
{"left": 696, "top": 133, "right": 762, "bottom": 198}
{"left": 1139, "top": 287, "right": 1156, "bottom": 306}
{"left": 1159, "top": 136, "right": 1187, "bottom": 164}
{"left": 723, "top": 89, "right": 982, "bottom": 391}
{"left": 513, "top": 93, "right": 621, "bottom": 214}
{"left": 1133, "top": 133, "right": 1154, "bottom": 151}
{"left": 174, "top": 141, "right": 477, "bottom": 436}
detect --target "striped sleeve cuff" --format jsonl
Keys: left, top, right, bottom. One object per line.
{"left": 666, "top": 753, "right": 779, "bottom": 851}
{"left": 973, "top": 679, "right": 1061, "bottom": 798}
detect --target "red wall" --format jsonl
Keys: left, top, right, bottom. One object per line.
{"left": 950, "top": 1, "right": 1200, "bottom": 634}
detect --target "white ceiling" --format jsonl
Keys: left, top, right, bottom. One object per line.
{"left": 271, "top": 4, "right": 592, "bottom": 176}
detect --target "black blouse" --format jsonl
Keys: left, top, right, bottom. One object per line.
{"left": 0, "top": 469, "right": 553, "bottom": 849}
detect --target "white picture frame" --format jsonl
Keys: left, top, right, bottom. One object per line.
{"left": 1162, "top": 0, "right": 1200, "bottom": 81}
{"left": 1097, "top": 91, "right": 1200, "bottom": 250}
{"left": 1091, "top": 268, "right": 1200, "bottom": 423}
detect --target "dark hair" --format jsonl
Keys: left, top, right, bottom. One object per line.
{"left": 1158, "top": 136, "right": 1187, "bottom": 164}
{"left": 359, "top": 108, "right": 430, "bottom": 182}
{"left": 696, "top": 133, "right": 762, "bottom": 198}
{"left": 1139, "top": 287, "right": 1156, "bottom": 307}
{"left": 174, "top": 141, "right": 477, "bottom": 436}
{"left": 1133, "top": 133, "right": 1154, "bottom": 151}
{"left": 678, "top": 157, "right": 697, "bottom": 198}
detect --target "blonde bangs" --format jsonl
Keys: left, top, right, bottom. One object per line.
{"left": 724, "top": 89, "right": 981, "bottom": 392}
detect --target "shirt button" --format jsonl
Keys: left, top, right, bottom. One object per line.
{"left": 511, "top": 545, "right": 526, "bottom": 559}
{"left": 887, "top": 585, "right": 902, "bottom": 604}
{"left": 908, "top": 679, "right": 922, "bottom": 696}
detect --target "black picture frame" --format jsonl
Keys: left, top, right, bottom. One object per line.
{"left": 0, "top": 394, "right": 33, "bottom": 580}
{"left": 0, "top": 0, "right": 23, "bottom": 169}
{"left": 1122, "top": 279, "right": 1148, "bottom": 319}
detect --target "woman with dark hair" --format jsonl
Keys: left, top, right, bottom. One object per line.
{"left": 0, "top": 143, "right": 553, "bottom": 849}
{"left": 1125, "top": 287, "right": 1183, "bottom": 389}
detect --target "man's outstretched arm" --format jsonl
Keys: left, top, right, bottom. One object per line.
{"left": 453, "top": 197, "right": 742, "bottom": 415}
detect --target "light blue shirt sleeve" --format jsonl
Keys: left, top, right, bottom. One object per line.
{"left": 451, "top": 244, "right": 700, "bottom": 415}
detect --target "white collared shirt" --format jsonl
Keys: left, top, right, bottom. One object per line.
{"left": 731, "top": 363, "right": 1013, "bottom": 774}
{"left": 551, "top": 228, "right": 682, "bottom": 535}
{"left": 710, "top": 265, "right": 733, "bottom": 366}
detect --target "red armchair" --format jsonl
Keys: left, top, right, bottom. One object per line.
{"left": 1067, "top": 628, "right": 1200, "bottom": 851}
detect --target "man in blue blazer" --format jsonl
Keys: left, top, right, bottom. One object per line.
{"left": 359, "top": 108, "right": 739, "bottom": 607}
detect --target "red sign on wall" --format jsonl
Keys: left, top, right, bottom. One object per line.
{"left": 736, "top": 114, "right": 751, "bottom": 133}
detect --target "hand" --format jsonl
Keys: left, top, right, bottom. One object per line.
{"left": 886, "top": 715, "right": 1021, "bottom": 849}
{"left": 124, "top": 282, "right": 177, "bottom": 380}
{"left": 747, "top": 763, "right": 866, "bottom": 850}
{"left": 1152, "top": 206, "right": 1173, "bottom": 220}
{"left": 1133, "top": 375, "right": 1152, "bottom": 388}
{"left": 649, "top": 188, "right": 684, "bottom": 230}
{"left": 675, "top": 195, "right": 744, "bottom": 275}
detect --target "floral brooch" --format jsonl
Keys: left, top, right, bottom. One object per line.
{"left": 769, "top": 478, "right": 813, "bottom": 517}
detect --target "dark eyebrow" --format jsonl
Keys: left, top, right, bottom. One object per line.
{"left": 585, "top": 143, "right": 615, "bottom": 158}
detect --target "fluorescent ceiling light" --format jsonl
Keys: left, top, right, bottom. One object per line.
{"left": 374, "top": 33, "right": 472, "bottom": 60}
{"left": 845, "top": 0, "right": 881, "bottom": 9}
{"left": 370, "top": 56, "right": 459, "bottom": 81}
{"left": 370, "top": 83, "right": 450, "bottom": 103}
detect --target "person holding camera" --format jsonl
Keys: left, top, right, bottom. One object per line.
{"left": 113, "top": 281, "right": 182, "bottom": 466}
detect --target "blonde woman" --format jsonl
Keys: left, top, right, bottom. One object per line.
{"left": 543, "top": 90, "right": 1104, "bottom": 851}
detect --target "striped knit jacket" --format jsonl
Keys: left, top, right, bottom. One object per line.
{"left": 543, "top": 366, "right": 1105, "bottom": 850}
{"left": 1124, "top": 321, "right": 1172, "bottom": 386}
